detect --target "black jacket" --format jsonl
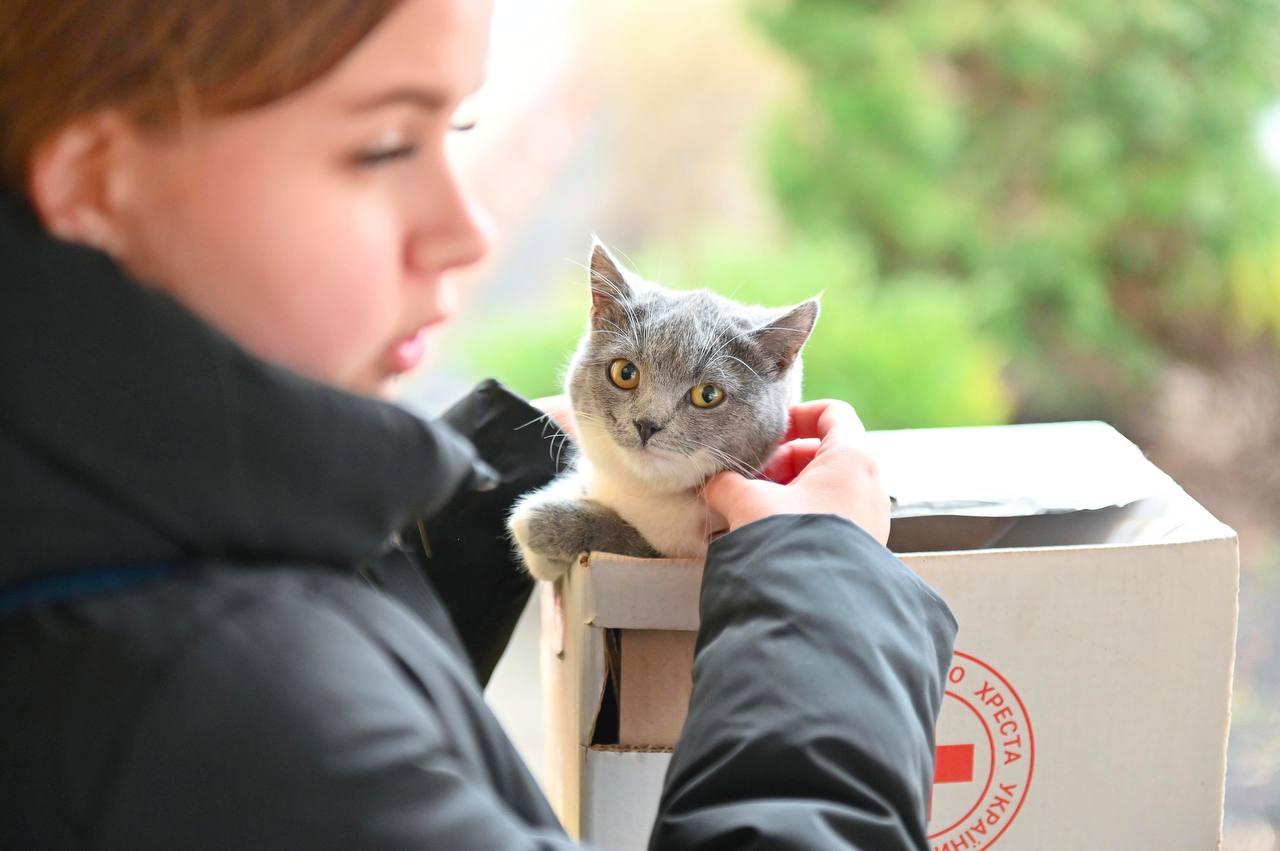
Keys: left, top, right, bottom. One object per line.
{"left": 0, "top": 189, "right": 958, "bottom": 850}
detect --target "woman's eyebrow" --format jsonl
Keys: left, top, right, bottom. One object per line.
{"left": 346, "top": 86, "right": 450, "bottom": 113}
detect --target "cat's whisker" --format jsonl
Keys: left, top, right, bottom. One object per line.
{"left": 514, "top": 413, "right": 553, "bottom": 431}
{"left": 719, "top": 456, "right": 764, "bottom": 479}
{"left": 590, "top": 281, "right": 639, "bottom": 330}
{"left": 588, "top": 274, "right": 629, "bottom": 304}
{"left": 714, "top": 446, "right": 766, "bottom": 479}
{"left": 590, "top": 328, "right": 629, "bottom": 342}
{"left": 610, "top": 244, "right": 643, "bottom": 276}
{"left": 589, "top": 284, "right": 643, "bottom": 348}
{"left": 684, "top": 438, "right": 765, "bottom": 480}
{"left": 699, "top": 323, "right": 762, "bottom": 371}
{"left": 704, "top": 497, "right": 725, "bottom": 544}
{"left": 553, "top": 431, "right": 569, "bottom": 471}
{"left": 715, "top": 353, "right": 761, "bottom": 379}
{"left": 720, "top": 322, "right": 808, "bottom": 349}
{"left": 590, "top": 316, "right": 639, "bottom": 349}
{"left": 589, "top": 270, "right": 645, "bottom": 346}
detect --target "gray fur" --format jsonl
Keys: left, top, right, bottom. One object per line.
{"left": 508, "top": 239, "right": 819, "bottom": 581}
{"left": 524, "top": 496, "right": 661, "bottom": 564}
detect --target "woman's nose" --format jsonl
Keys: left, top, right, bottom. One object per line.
{"left": 405, "top": 163, "right": 492, "bottom": 277}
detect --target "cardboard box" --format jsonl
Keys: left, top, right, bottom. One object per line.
{"left": 541, "top": 422, "right": 1239, "bottom": 851}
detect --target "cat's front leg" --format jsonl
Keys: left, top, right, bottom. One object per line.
{"left": 509, "top": 486, "right": 659, "bottom": 582}
{"left": 509, "top": 491, "right": 579, "bottom": 582}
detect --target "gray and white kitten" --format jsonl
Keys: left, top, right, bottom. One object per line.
{"left": 507, "top": 239, "right": 819, "bottom": 582}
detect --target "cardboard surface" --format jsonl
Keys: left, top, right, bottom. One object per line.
{"left": 542, "top": 422, "right": 1240, "bottom": 851}
{"left": 619, "top": 631, "right": 695, "bottom": 747}
{"left": 581, "top": 749, "right": 672, "bottom": 846}
{"left": 888, "top": 514, "right": 1019, "bottom": 552}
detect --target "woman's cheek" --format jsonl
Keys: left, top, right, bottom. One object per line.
{"left": 195, "top": 153, "right": 409, "bottom": 388}
{"left": 300, "top": 208, "right": 406, "bottom": 380}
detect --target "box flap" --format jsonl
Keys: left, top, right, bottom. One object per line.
{"left": 584, "top": 554, "right": 703, "bottom": 630}
{"left": 872, "top": 420, "right": 1167, "bottom": 519}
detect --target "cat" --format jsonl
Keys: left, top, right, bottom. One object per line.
{"left": 507, "top": 239, "right": 819, "bottom": 582}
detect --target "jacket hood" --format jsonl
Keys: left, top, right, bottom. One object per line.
{"left": 0, "top": 189, "right": 493, "bottom": 582}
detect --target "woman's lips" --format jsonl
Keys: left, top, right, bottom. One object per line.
{"left": 388, "top": 327, "right": 429, "bottom": 374}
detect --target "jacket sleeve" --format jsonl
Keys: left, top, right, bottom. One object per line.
{"left": 649, "top": 513, "right": 959, "bottom": 851}
{"left": 412, "top": 379, "right": 567, "bottom": 684}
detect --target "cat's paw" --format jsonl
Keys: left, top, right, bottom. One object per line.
{"left": 508, "top": 499, "right": 579, "bottom": 582}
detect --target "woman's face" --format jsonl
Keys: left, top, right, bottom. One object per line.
{"left": 100, "top": 0, "right": 493, "bottom": 397}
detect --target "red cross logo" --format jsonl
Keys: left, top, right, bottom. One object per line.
{"left": 928, "top": 743, "right": 975, "bottom": 818}
{"left": 936, "top": 743, "right": 975, "bottom": 784}
{"left": 928, "top": 653, "right": 1034, "bottom": 849}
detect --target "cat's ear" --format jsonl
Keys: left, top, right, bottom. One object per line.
{"left": 755, "top": 298, "right": 820, "bottom": 374}
{"left": 589, "top": 237, "right": 635, "bottom": 328}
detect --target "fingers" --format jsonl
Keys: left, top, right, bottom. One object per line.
{"left": 700, "top": 470, "right": 745, "bottom": 511}
{"left": 785, "top": 399, "right": 866, "bottom": 443}
{"left": 761, "top": 439, "right": 820, "bottom": 484}
{"left": 702, "top": 469, "right": 776, "bottom": 518}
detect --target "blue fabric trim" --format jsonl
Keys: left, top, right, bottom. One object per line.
{"left": 0, "top": 563, "right": 175, "bottom": 617}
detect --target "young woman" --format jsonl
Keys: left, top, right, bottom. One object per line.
{"left": 0, "top": 2, "right": 957, "bottom": 848}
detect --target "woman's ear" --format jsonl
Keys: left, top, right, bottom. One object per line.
{"left": 26, "top": 112, "right": 135, "bottom": 255}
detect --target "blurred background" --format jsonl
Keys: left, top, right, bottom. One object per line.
{"left": 401, "top": 1, "right": 1280, "bottom": 846}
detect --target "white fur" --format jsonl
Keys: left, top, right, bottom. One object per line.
{"left": 573, "top": 416, "right": 724, "bottom": 559}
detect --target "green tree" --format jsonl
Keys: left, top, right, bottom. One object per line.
{"left": 750, "top": 0, "right": 1280, "bottom": 420}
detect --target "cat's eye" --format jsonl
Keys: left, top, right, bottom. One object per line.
{"left": 609, "top": 359, "right": 640, "bottom": 390}
{"left": 690, "top": 383, "right": 725, "bottom": 409}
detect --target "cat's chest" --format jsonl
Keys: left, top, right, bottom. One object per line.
{"left": 582, "top": 471, "right": 709, "bottom": 558}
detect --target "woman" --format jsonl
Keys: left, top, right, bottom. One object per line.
{"left": 0, "top": 1, "right": 958, "bottom": 849}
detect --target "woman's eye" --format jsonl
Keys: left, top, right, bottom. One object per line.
{"left": 352, "top": 144, "right": 419, "bottom": 167}
{"left": 450, "top": 120, "right": 478, "bottom": 132}
{"left": 608, "top": 359, "right": 640, "bottom": 390}
{"left": 690, "top": 383, "right": 726, "bottom": 409}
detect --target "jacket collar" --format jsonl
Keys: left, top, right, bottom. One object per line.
{"left": 0, "top": 189, "right": 488, "bottom": 580}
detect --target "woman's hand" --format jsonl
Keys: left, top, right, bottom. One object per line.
{"left": 701, "top": 400, "right": 891, "bottom": 545}
{"left": 528, "top": 394, "right": 575, "bottom": 439}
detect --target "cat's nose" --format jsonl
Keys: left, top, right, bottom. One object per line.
{"left": 635, "top": 419, "right": 663, "bottom": 445}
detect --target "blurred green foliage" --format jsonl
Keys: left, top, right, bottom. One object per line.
{"left": 454, "top": 289, "right": 586, "bottom": 402}
{"left": 458, "top": 233, "right": 1011, "bottom": 429}
{"left": 1231, "top": 230, "right": 1280, "bottom": 344}
{"left": 748, "top": 0, "right": 1280, "bottom": 420}
{"left": 461, "top": 0, "right": 1280, "bottom": 429}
